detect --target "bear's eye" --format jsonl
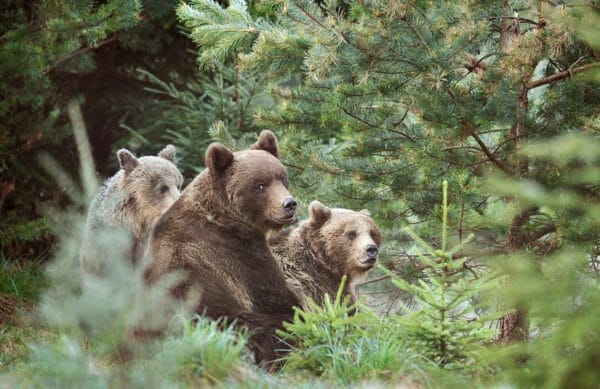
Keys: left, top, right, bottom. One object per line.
{"left": 256, "top": 183, "right": 266, "bottom": 191}
{"left": 347, "top": 230, "right": 357, "bottom": 240}
{"left": 370, "top": 229, "right": 381, "bottom": 244}
{"left": 160, "top": 185, "right": 169, "bottom": 194}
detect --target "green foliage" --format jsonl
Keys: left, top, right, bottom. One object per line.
{"left": 280, "top": 277, "right": 433, "bottom": 384}
{"left": 0, "top": 321, "right": 58, "bottom": 372}
{"left": 0, "top": 218, "right": 51, "bottom": 261}
{"left": 8, "top": 318, "right": 249, "bottom": 387}
{"left": 178, "top": 0, "right": 600, "bottom": 239}
{"left": 485, "top": 135, "right": 600, "bottom": 388}
{"left": 0, "top": 255, "right": 48, "bottom": 303}
{"left": 10, "top": 336, "right": 111, "bottom": 388}
{"left": 1, "top": 0, "right": 143, "bottom": 209}
{"left": 177, "top": 0, "right": 268, "bottom": 69}
{"left": 138, "top": 316, "right": 249, "bottom": 386}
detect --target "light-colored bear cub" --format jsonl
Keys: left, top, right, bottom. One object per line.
{"left": 80, "top": 145, "right": 183, "bottom": 281}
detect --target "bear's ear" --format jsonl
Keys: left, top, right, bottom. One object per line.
{"left": 309, "top": 200, "right": 332, "bottom": 228}
{"left": 359, "top": 208, "right": 371, "bottom": 217}
{"left": 205, "top": 143, "right": 234, "bottom": 175}
{"left": 158, "top": 144, "right": 176, "bottom": 162}
{"left": 117, "top": 149, "right": 138, "bottom": 174}
{"left": 250, "top": 130, "right": 279, "bottom": 159}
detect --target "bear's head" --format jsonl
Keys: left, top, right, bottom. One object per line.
{"left": 117, "top": 144, "right": 183, "bottom": 234}
{"left": 204, "top": 130, "right": 297, "bottom": 233}
{"left": 307, "top": 200, "right": 381, "bottom": 281}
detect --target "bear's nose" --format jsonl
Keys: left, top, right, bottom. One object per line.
{"left": 282, "top": 197, "right": 297, "bottom": 216}
{"left": 366, "top": 244, "right": 378, "bottom": 259}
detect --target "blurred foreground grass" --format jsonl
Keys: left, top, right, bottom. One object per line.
{"left": 1, "top": 254, "right": 52, "bottom": 370}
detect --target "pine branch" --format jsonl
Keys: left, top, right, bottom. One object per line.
{"left": 295, "top": 3, "right": 348, "bottom": 44}
{"left": 402, "top": 17, "right": 431, "bottom": 53}
{"left": 526, "top": 62, "right": 600, "bottom": 90}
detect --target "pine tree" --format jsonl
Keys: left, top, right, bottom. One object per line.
{"left": 381, "top": 181, "right": 499, "bottom": 370}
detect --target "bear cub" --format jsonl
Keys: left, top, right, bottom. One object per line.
{"left": 80, "top": 145, "right": 183, "bottom": 280}
{"left": 270, "top": 200, "right": 381, "bottom": 309}
{"left": 145, "top": 130, "right": 300, "bottom": 365}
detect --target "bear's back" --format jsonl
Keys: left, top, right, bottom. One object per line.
{"left": 147, "top": 191, "right": 299, "bottom": 320}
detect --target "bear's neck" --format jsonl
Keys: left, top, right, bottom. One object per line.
{"left": 301, "top": 226, "right": 342, "bottom": 279}
{"left": 99, "top": 173, "right": 147, "bottom": 237}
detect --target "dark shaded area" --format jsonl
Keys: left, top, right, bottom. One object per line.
{"left": 49, "top": 12, "right": 197, "bottom": 175}
{"left": 0, "top": 1, "right": 197, "bottom": 261}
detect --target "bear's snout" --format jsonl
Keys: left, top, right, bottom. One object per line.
{"left": 282, "top": 197, "right": 297, "bottom": 218}
{"left": 366, "top": 244, "right": 378, "bottom": 259}
{"left": 360, "top": 243, "right": 379, "bottom": 267}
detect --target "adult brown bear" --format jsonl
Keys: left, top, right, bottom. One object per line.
{"left": 145, "top": 131, "right": 300, "bottom": 366}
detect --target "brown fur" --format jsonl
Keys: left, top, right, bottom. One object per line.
{"left": 145, "top": 131, "right": 300, "bottom": 366}
{"left": 269, "top": 201, "right": 382, "bottom": 309}
{"left": 80, "top": 145, "right": 183, "bottom": 278}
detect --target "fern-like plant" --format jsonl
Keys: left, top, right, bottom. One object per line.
{"left": 279, "top": 276, "right": 430, "bottom": 383}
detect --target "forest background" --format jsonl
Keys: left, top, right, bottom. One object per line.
{"left": 1, "top": 0, "right": 599, "bottom": 387}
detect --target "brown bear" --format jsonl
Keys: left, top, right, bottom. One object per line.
{"left": 80, "top": 145, "right": 183, "bottom": 280}
{"left": 144, "top": 130, "right": 300, "bottom": 366}
{"left": 269, "top": 200, "right": 381, "bottom": 309}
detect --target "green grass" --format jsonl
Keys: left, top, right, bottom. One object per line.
{"left": 136, "top": 316, "right": 251, "bottom": 386}
{"left": 0, "top": 319, "right": 59, "bottom": 372}
{"left": 0, "top": 253, "right": 51, "bottom": 372}
{"left": 0, "top": 253, "right": 48, "bottom": 304}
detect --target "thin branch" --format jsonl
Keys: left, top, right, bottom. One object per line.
{"left": 355, "top": 275, "right": 390, "bottom": 288}
{"left": 466, "top": 127, "right": 513, "bottom": 175}
{"left": 402, "top": 17, "right": 431, "bottom": 53}
{"left": 44, "top": 35, "right": 118, "bottom": 74}
{"left": 492, "top": 134, "right": 526, "bottom": 154}
{"left": 501, "top": 16, "right": 540, "bottom": 25}
{"left": 340, "top": 106, "right": 377, "bottom": 127}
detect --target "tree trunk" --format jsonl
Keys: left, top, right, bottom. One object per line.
{"left": 499, "top": 0, "right": 536, "bottom": 342}
{"left": 498, "top": 206, "right": 539, "bottom": 343}
{"left": 499, "top": 306, "right": 529, "bottom": 343}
